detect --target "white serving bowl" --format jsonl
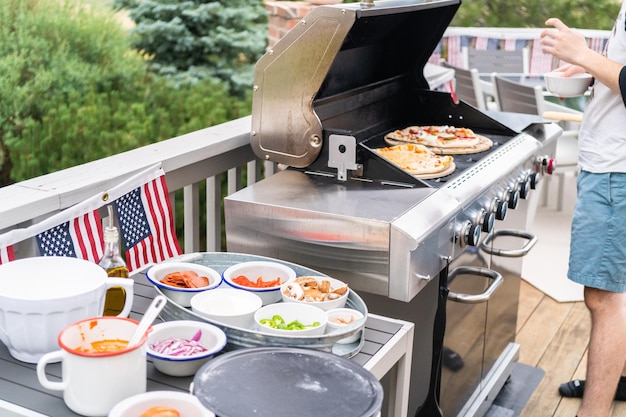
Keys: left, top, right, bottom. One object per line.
{"left": 544, "top": 72, "right": 593, "bottom": 98}
{"left": 326, "top": 308, "right": 366, "bottom": 344}
{"left": 222, "top": 261, "right": 297, "bottom": 305}
{"left": 190, "top": 288, "right": 263, "bottom": 328}
{"left": 254, "top": 302, "right": 327, "bottom": 336}
{"left": 108, "top": 390, "right": 215, "bottom": 417}
{"left": 146, "top": 262, "right": 222, "bottom": 307}
{"left": 147, "top": 320, "right": 227, "bottom": 377}
{"left": 280, "top": 275, "right": 349, "bottom": 311}
{"left": 0, "top": 256, "right": 135, "bottom": 363}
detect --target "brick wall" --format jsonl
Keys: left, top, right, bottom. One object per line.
{"left": 264, "top": 2, "right": 317, "bottom": 48}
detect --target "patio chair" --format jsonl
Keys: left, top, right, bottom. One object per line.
{"left": 462, "top": 47, "right": 529, "bottom": 74}
{"left": 492, "top": 74, "right": 582, "bottom": 211}
{"left": 441, "top": 61, "right": 487, "bottom": 110}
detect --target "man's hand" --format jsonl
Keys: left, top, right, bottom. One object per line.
{"left": 540, "top": 18, "right": 592, "bottom": 69}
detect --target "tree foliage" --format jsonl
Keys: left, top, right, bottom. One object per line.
{"left": 452, "top": 0, "right": 621, "bottom": 30}
{"left": 0, "top": 0, "right": 250, "bottom": 186}
{"left": 112, "top": 0, "right": 268, "bottom": 97}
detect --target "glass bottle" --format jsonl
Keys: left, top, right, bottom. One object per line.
{"left": 99, "top": 222, "right": 130, "bottom": 316}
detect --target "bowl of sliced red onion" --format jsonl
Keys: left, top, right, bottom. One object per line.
{"left": 147, "top": 320, "right": 227, "bottom": 377}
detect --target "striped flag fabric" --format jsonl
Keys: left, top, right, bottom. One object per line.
{"left": 113, "top": 172, "right": 181, "bottom": 272}
{"left": 474, "top": 36, "right": 489, "bottom": 50}
{"left": 529, "top": 38, "right": 554, "bottom": 74}
{"left": 446, "top": 35, "right": 462, "bottom": 67}
{"left": 0, "top": 244, "right": 15, "bottom": 265}
{"left": 36, "top": 210, "right": 104, "bottom": 263}
{"left": 588, "top": 37, "right": 606, "bottom": 54}
{"left": 503, "top": 38, "right": 517, "bottom": 51}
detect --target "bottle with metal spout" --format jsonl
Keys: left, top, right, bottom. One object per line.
{"left": 98, "top": 205, "right": 130, "bottom": 316}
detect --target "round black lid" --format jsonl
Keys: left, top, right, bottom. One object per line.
{"left": 192, "top": 347, "right": 383, "bottom": 417}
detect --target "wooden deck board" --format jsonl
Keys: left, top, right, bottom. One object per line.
{"left": 517, "top": 280, "right": 626, "bottom": 417}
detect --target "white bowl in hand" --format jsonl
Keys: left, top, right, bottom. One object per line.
{"left": 544, "top": 72, "right": 593, "bottom": 98}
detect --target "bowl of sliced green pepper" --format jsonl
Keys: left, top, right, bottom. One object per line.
{"left": 254, "top": 302, "right": 327, "bottom": 336}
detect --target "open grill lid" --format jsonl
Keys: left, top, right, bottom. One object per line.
{"left": 251, "top": 0, "right": 462, "bottom": 168}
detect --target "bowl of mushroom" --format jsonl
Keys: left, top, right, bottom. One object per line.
{"left": 280, "top": 275, "right": 349, "bottom": 311}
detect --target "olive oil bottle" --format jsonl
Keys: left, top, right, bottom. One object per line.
{"left": 98, "top": 206, "right": 129, "bottom": 316}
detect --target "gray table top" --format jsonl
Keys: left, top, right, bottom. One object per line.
{"left": 0, "top": 270, "right": 408, "bottom": 417}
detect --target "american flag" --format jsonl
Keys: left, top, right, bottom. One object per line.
{"left": 0, "top": 244, "right": 15, "bottom": 265}
{"left": 35, "top": 210, "right": 104, "bottom": 263}
{"left": 113, "top": 173, "right": 181, "bottom": 272}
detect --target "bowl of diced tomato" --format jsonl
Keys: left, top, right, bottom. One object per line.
{"left": 222, "top": 261, "right": 297, "bottom": 305}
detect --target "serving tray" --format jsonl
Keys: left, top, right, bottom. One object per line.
{"left": 155, "top": 252, "right": 368, "bottom": 358}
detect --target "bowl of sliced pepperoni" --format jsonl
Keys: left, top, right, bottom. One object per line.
{"left": 146, "top": 262, "right": 222, "bottom": 307}
{"left": 222, "top": 261, "right": 297, "bottom": 305}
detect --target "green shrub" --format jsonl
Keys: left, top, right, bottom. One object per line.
{"left": 0, "top": 0, "right": 251, "bottom": 185}
{"left": 113, "top": 0, "right": 268, "bottom": 97}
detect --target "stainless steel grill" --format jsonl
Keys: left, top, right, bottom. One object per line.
{"left": 225, "top": 1, "right": 562, "bottom": 415}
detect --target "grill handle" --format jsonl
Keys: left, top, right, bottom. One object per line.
{"left": 480, "top": 229, "right": 537, "bottom": 257}
{"left": 447, "top": 266, "right": 503, "bottom": 304}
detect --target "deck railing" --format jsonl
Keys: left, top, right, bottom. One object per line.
{"left": 0, "top": 115, "right": 273, "bottom": 259}
{"left": 0, "top": 26, "right": 607, "bottom": 261}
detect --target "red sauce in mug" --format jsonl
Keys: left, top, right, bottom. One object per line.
{"left": 74, "top": 339, "right": 129, "bottom": 353}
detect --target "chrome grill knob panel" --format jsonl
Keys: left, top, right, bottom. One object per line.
{"left": 492, "top": 198, "right": 507, "bottom": 221}
{"left": 459, "top": 221, "right": 481, "bottom": 247}
{"left": 518, "top": 177, "right": 531, "bottom": 199}
{"left": 507, "top": 188, "right": 520, "bottom": 209}
{"left": 529, "top": 172, "right": 540, "bottom": 189}
{"left": 481, "top": 210, "right": 495, "bottom": 233}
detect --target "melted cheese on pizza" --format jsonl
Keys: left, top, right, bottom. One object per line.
{"left": 387, "top": 125, "right": 481, "bottom": 148}
{"left": 374, "top": 143, "right": 453, "bottom": 175}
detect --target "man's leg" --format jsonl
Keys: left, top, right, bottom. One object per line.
{"left": 577, "top": 286, "right": 626, "bottom": 417}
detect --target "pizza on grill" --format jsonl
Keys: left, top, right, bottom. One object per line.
{"left": 384, "top": 125, "right": 492, "bottom": 154}
{"left": 374, "top": 143, "right": 455, "bottom": 178}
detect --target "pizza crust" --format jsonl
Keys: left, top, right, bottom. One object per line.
{"left": 374, "top": 143, "right": 455, "bottom": 179}
{"left": 385, "top": 134, "right": 493, "bottom": 154}
{"left": 384, "top": 125, "right": 493, "bottom": 154}
{"left": 413, "top": 161, "right": 456, "bottom": 179}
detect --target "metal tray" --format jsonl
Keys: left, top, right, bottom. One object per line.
{"left": 155, "top": 252, "right": 368, "bottom": 358}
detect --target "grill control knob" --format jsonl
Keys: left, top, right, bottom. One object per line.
{"left": 460, "top": 221, "right": 481, "bottom": 247}
{"left": 480, "top": 209, "right": 495, "bottom": 233}
{"left": 529, "top": 172, "right": 540, "bottom": 189}
{"left": 507, "top": 188, "right": 520, "bottom": 209}
{"left": 518, "top": 177, "right": 531, "bottom": 199}
{"left": 492, "top": 198, "right": 507, "bottom": 220}
{"left": 546, "top": 158, "right": 556, "bottom": 175}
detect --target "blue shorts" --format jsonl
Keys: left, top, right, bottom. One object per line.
{"left": 568, "top": 171, "right": 626, "bottom": 293}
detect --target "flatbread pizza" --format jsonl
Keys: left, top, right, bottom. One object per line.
{"left": 384, "top": 125, "right": 493, "bottom": 154}
{"left": 374, "top": 143, "right": 455, "bottom": 179}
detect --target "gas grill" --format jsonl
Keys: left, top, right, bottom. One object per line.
{"left": 225, "top": 0, "right": 562, "bottom": 415}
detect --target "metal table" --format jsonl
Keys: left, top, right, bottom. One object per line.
{"left": 0, "top": 270, "right": 414, "bottom": 417}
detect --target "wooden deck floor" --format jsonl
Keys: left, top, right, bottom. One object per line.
{"left": 517, "top": 280, "right": 626, "bottom": 416}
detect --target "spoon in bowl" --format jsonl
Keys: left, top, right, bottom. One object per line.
{"left": 128, "top": 295, "right": 167, "bottom": 347}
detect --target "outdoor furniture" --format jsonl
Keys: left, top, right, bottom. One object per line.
{"left": 0, "top": 268, "right": 415, "bottom": 417}
{"left": 463, "top": 47, "right": 529, "bottom": 74}
{"left": 441, "top": 61, "right": 487, "bottom": 110}
{"left": 492, "top": 74, "right": 581, "bottom": 211}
